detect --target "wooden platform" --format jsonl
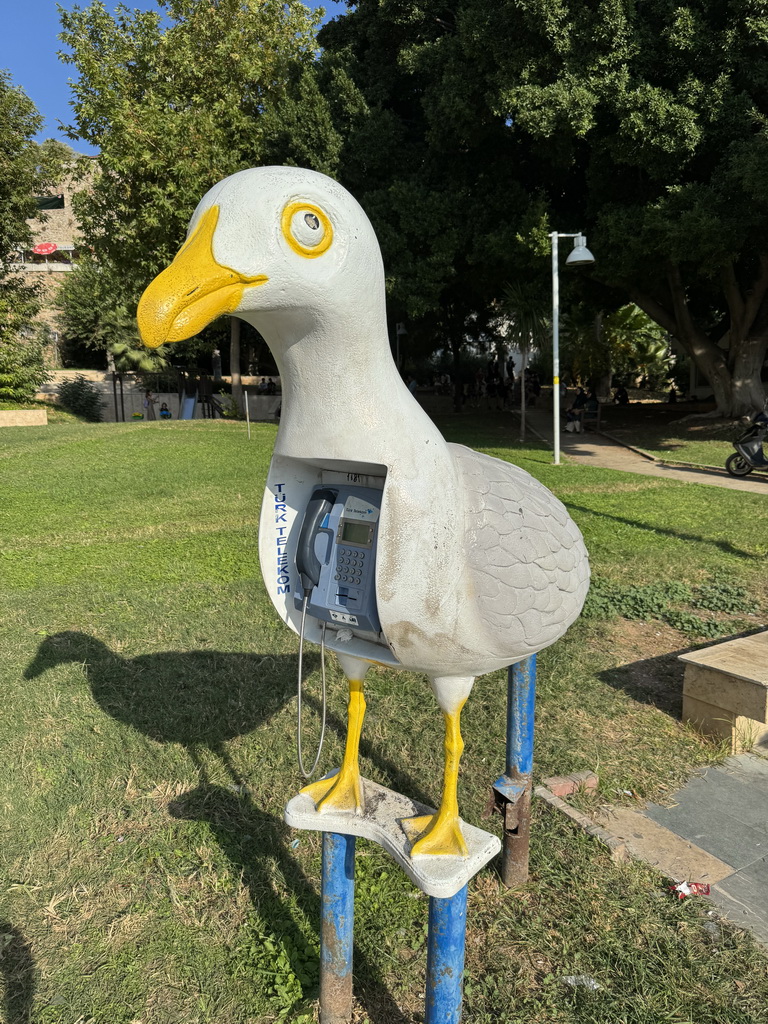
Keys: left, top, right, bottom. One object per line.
{"left": 681, "top": 631, "right": 768, "bottom": 753}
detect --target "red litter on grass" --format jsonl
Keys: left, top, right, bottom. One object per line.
{"left": 670, "top": 881, "right": 711, "bottom": 900}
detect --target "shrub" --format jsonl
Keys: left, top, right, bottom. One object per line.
{"left": 0, "top": 334, "right": 50, "bottom": 401}
{"left": 57, "top": 374, "right": 103, "bottom": 422}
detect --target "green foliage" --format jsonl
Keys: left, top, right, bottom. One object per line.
{"left": 234, "top": 912, "right": 318, "bottom": 1019}
{"left": 57, "top": 374, "right": 103, "bottom": 422}
{"left": 319, "top": 0, "right": 768, "bottom": 411}
{"left": 561, "top": 303, "right": 673, "bottom": 389}
{"left": 583, "top": 575, "right": 753, "bottom": 638}
{"left": 0, "top": 329, "right": 50, "bottom": 401}
{"left": 218, "top": 394, "right": 245, "bottom": 420}
{"left": 489, "top": 0, "right": 768, "bottom": 413}
{"left": 0, "top": 71, "right": 64, "bottom": 399}
{"left": 694, "top": 577, "right": 752, "bottom": 615}
{"left": 58, "top": 0, "right": 339, "bottom": 283}
{"left": 319, "top": 1, "right": 543, "bottom": 365}
{"left": 0, "top": 70, "right": 44, "bottom": 260}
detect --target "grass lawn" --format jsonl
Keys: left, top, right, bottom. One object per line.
{"left": 1, "top": 415, "right": 767, "bottom": 1023}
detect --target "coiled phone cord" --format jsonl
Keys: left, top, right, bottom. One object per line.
{"left": 297, "top": 593, "right": 327, "bottom": 778}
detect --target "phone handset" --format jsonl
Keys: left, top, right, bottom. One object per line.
{"left": 296, "top": 487, "right": 338, "bottom": 594}
{"left": 295, "top": 486, "right": 337, "bottom": 780}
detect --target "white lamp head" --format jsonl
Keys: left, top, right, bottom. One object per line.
{"left": 565, "top": 234, "right": 595, "bottom": 266}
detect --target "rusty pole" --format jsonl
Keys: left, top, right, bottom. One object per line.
{"left": 320, "top": 832, "right": 355, "bottom": 1024}
{"left": 495, "top": 655, "right": 536, "bottom": 887}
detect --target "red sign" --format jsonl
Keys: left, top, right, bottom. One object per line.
{"left": 32, "top": 242, "right": 58, "bottom": 255}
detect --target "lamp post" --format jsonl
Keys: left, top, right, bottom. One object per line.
{"left": 550, "top": 232, "right": 595, "bottom": 465}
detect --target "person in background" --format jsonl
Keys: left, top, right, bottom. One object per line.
{"left": 144, "top": 390, "right": 158, "bottom": 421}
{"left": 159, "top": 402, "right": 172, "bottom": 419}
{"left": 613, "top": 385, "right": 629, "bottom": 405}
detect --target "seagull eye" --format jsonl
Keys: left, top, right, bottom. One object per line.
{"left": 282, "top": 201, "right": 333, "bottom": 258}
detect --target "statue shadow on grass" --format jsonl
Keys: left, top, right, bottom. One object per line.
{"left": 23, "top": 631, "right": 424, "bottom": 1023}
{"left": 168, "top": 781, "right": 410, "bottom": 1024}
{"left": 0, "top": 923, "right": 35, "bottom": 1024}
{"left": 23, "top": 631, "right": 431, "bottom": 805}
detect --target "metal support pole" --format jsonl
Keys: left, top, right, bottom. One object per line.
{"left": 425, "top": 884, "right": 468, "bottom": 1024}
{"left": 112, "top": 372, "right": 119, "bottom": 423}
{"left": 501, "top": 655, "right": 536, "bottom": 887}
{"left": 320, "top": 832, "right": 355, "bottom": 1024}
{"left": 551, "top": 232, "right": 561, "bottom": 466}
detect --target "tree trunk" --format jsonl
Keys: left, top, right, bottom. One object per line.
{"left": 594, "top": 311, "right": 612, "bottom": 400}
{"left": 730, "top": 334, "right": 768, "bottom": 415}
{"left": 230, "top": 317, "right": 244, "bottom": 415}
{"left": 631, "top": 263, "right": 768, "bottom": 417}
{"left": 450, "top": 331, "right": 464, "bottom": 412}
{"left": 519, "top": 359, "right": 526, "bottom": 442}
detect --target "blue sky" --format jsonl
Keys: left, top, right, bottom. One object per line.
{"left": 0, "top": 1, "right": 347, "bottom": 152}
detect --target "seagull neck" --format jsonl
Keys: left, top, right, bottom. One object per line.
{"left": 258, "top": 317, "right": 443, "bottom": 464}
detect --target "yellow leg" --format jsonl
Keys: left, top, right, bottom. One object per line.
{"left": 301, "top": 678, "right": 366, "bottom": 815}
{"left": 405, "top": 701, "right": 469, "bottom": 858}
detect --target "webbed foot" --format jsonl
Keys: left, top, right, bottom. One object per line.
{"left": 403, "top": 811, "right": 469, "bottom": 858}
{"left": 301, "top": 768, "right": 364, "bottom": 816}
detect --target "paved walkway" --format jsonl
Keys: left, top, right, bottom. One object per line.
{"left": 600, "top": 754, "right": 768, "bottom": 944}
{"left": 522, "top": 407, "right": 768, "bottom": 494}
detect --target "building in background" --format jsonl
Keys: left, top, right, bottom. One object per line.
{"left": 13, "top": 170, "right": 82, "bottom": 364}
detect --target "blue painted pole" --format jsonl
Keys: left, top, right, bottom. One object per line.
{"left": 502, "top": 654, "right": 536, "bottom": 886}
{"left": 507, "top": 654, "right": 537, "bottom": 778}
{"left": 320, "top": 832, "right": 355, "bottom": 1024}
{"left": 425, "top": 885, "right": 468, "bottom": 1024}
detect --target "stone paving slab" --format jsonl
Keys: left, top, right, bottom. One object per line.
{"left": 714, "top": 859, "right": 768, "bottom": 944}
{"left": 642, "top": 755, "right": 768, "bottom": 943}
{"left": 596, "top": 805, "right": 734, "bottom": 883}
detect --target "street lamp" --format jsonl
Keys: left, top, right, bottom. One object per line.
{"left": 551, "top": 232, "right": 595, "bottom": 465}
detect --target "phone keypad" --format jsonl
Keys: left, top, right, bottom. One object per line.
{"left": 335, "top": 547, "right": 367, "bottom": 585}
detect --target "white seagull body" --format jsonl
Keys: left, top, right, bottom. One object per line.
{"left": 138, "top": 166, "right": 589, "bottom": 857}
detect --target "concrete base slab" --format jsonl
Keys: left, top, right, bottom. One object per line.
{"left": 285, "top": 773, "right": 501, "bottom": 899}
{"left": 0, "top": 409, "right": 47, "bottom": 426}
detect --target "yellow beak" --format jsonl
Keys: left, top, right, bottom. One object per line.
{"left": 137, "top": 205, "right": 268, "bottom": 348}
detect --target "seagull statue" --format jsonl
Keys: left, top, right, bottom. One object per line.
{"left": 137, "top": 166, "right": 589, "bottom": 858}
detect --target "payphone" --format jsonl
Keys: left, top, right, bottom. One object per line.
{"left": 295, "top": 484, "right": 383, "bottom": 637}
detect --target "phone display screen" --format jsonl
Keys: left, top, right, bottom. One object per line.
{"left": 340, "top": 520, "right": 372, "bottom": 546}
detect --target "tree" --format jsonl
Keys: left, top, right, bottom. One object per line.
{"left": 483, "top": 0, "right": 768, "bottom": 416}
{"left": 0, "top": 296, "right": 50, "bottom": 401}
{"left": 317, "top": 1, "right": 546, "bottom": 399}
{"left": 500, "top": 280, "right": 550, "bottom": 438}
{"left": 0, "top": 71, "right": 59, "bottom": 400}
{"left": 58, "top": 0, "right": 341, "bottom": 406}
{"left": 557, "top": 302, "right": 671, "bottom": 395}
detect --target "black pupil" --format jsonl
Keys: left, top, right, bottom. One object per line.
{"left": 304, "top": 213, "right": 320, "bottom": 230}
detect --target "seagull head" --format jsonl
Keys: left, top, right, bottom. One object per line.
{"left": 137, "top": 165, "right": 385, "bottom": 349}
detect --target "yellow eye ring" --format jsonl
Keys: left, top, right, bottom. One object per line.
{"left": 281, "top": 201, "right": 333, "bottom": 258}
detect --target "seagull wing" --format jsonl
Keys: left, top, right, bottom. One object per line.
{"left": 449, "top": 444, "right": 590, "bottom": 661}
